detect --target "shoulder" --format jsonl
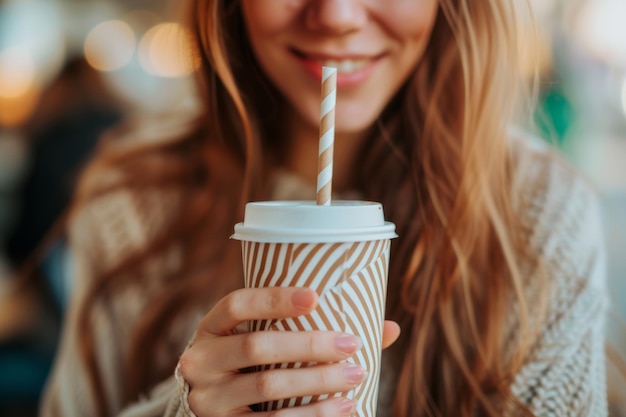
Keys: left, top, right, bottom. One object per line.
{"left": 69, "top": 183, "right": 181, "bottom": 276}
{"left": 507, "top": 127, "right": 608, "bottom": 315}
{"left": 68, "top": 114, "right": 194, "bottom": 275}
{"left": 506, "top": 130, "right": 609, "bottom": 414}
{"left": 508, "top": 126, "right": 593, "bottom": 211}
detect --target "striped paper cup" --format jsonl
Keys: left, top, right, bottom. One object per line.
{"left": 232, "top": 201, "right": 397, "bottom": 416}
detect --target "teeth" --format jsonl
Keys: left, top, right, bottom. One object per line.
{"left": 319, "top": 59, "right": 370, "bottom": 73}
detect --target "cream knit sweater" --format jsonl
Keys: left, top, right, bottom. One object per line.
{"left": 39, "top": 132, "right": 609, "bottom": 417}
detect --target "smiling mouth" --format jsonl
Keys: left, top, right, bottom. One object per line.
{"left": 290, "top": 48, "right": 383, "bottom": 74}
{"left": 318, "top": 58, "right": 371, "bottom": 73}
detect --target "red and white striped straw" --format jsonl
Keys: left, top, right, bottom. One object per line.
{"left": 316, "top": 66, "right": 337, "bottom": 206}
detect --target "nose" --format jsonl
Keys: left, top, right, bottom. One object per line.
{"left": 304, "top": 0, "right": 368, "bottom": 34}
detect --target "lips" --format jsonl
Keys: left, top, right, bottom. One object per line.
{"left": 290, "top": 48, "right": 384, "bottom": 75}
{"left": 315, "top": 58, "right": 371, "bottom": 73}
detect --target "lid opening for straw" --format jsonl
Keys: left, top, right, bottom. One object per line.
{"left": 316, "top": 66, "right": 337, "bottom": 206}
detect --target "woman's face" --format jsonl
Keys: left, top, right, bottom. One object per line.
{"left": 241, "top": 0, "right": 439, "bottom": 136}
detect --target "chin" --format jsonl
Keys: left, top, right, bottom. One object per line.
{"left": 334, "top": 107, "right": 380, "bottom": 136}
{"left": 335, "top": 122, "right": 375, "bottom": 137}
{"left": 295, "top": 100, "right": 380, "bottom": 139}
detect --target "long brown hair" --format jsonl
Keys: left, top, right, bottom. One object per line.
{"left": 74, "top": 1, "right": 543, "bottom": 416}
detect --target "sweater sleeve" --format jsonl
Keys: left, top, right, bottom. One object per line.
{"left": 39, "top": 191, "right": 132, "bottom": 416}
{"left": 113, "top": 364, "right": 195, "bottom": 417}
{"left": 39, "top": 186, "right": 197, "bottom": 417}
{"left": 509, "top": 140, "right": 609, "bottom": 416}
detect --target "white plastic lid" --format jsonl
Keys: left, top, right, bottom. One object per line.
{"left": 231, "top": 200, "right": 398, "bottom": 243}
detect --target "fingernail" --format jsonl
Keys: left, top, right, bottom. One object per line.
{"left": 291, "top": 289, "right": 316, "bottom": 310}
{"left": 335, "top": 335, "right": 363, "bottom": 355}
{"left": 337, "top": 398, "right": 355, "bottom": 414}
{"left": 343, "top": 365, "right": 367, "bottom": 384}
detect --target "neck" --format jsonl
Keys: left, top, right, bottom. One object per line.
{"left": 282, "top": 108, "right": 369, "bottom": 193}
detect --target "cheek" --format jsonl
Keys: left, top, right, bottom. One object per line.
{"left": 382, "top": 1, "right": 439, "bottom": 43}
{"left": 241, "top": 1, "right": 296, "bottom": 36}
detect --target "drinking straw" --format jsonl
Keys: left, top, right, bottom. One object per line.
{"left": 316, "top": 66, "right": 337, "bottom": 206}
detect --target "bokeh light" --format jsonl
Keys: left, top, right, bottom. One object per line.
{"left": 574, "top": 0, "right": 626, "bottom": 67}
{"left": 0, "top": 46, "right": 39, "bottom": 127}
{"left": 0, "top": 0, "right": 65, "bottom": 88}
{"left": 0, "top": 47, "right": 36, "bottom": 99}
{"left": 0, "top": 88, "right": 40, "bottom": 128}
{"left": 138, "top": 23, "right": 198, "bottom": 78}
{"left": 84, "top": 20, "right": 136, "bottom": 72}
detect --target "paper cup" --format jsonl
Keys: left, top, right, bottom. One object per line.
{"left": 232, "top": 201, "right": 397, "bottom": 416}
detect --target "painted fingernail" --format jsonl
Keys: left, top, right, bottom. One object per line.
{"left": 335, "top": 335, "right": 363, "bottom": 355}
{"left": 343, "top": 365, "right": 367, "bottom": 384}
{"left": 291, "top": 289, "right": 316, "bottom": 310}
{"left": 337, "top": 398, "right": 356, "bottom": 414}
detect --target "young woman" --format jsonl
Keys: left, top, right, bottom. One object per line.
{"left": 40, "top": 1, "right": 609, "bottom": 416}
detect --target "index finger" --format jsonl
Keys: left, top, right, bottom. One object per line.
{"left": 199, "top": 287, "right": 318, "bottom": 335}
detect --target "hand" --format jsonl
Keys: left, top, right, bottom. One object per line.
{"left": 178, "top": 287, "right": 400, "bottom": 417}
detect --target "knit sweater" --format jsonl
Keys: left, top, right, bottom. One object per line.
{"left": 39, "top": 131, "right": 609, "bottom": 417}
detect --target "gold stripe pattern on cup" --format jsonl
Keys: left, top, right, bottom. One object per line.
{"left": 242, "top": 239, "right": 391, "bottom": 416}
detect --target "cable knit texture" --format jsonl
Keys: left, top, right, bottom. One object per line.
{"left": 39, "top": 132, "right": 609, "bottom": 417}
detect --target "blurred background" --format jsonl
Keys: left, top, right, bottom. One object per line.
{"left": 0, "top": 0, "right": 624, "bottom": 416}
